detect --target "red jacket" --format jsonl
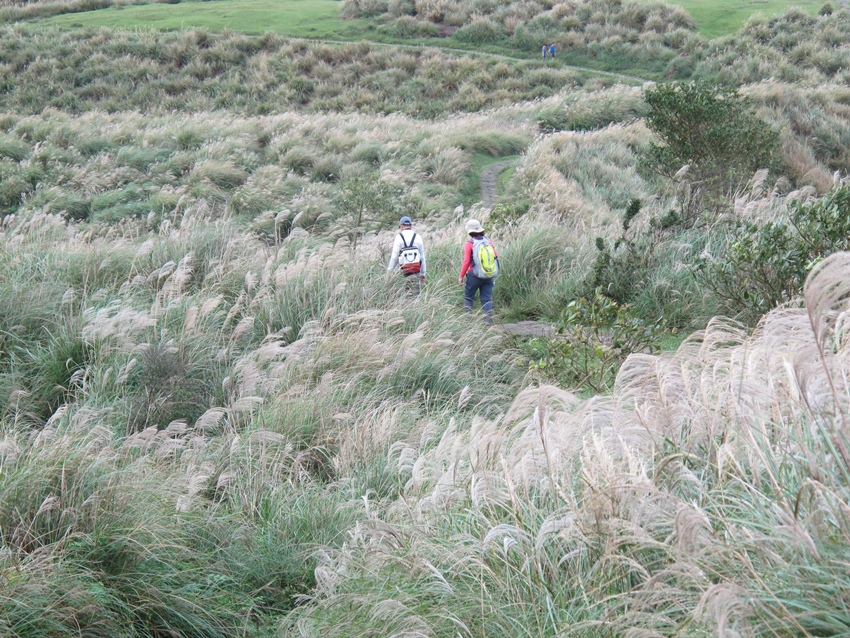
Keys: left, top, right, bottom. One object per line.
{"left": 459, "top": 236, "right": 498, "bottom": 279}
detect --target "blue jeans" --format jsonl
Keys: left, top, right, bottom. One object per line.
{"left": 464, "top": 273, "right": 494, "bottom": 323}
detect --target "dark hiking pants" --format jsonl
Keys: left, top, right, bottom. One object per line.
{"left": 463, "top": 272, "right": 494, "bottom": 323}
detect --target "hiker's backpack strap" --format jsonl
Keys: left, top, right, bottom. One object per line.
{"left": 399, "top": 232, "right": 417, "bottom": 251}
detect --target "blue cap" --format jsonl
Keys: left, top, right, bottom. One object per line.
{"left": 399, "top": 216, "right": 412, "bottom": 226}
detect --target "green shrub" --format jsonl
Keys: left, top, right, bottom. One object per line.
{"left": 695, "top": 184, "right": 850, "bottom": 322}
{"left": 526, "top": 290, "right": 665, "bottom": 392}
{"left": 454, "top": 17, "right": 505, "bottom": 44}
{"left": 641, "top": 81, "right": 780, "bottom": 209}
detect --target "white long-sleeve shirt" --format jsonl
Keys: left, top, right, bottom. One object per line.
{"left": 387, "top": 229, "right": 426, "bottom": 276}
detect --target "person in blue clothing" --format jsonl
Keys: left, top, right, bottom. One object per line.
{"left": 549, "top": 43, "right": 556, "bottom": 58}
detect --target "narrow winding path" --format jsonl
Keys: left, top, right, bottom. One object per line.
{"left": 294, "top": 38, "right": 650, "bottom": 86}
{"left": 480, "top": 159, "right": 517, "bottom": 209}
{"left": 479, "top": 159, "right": 558, "bottom": 336}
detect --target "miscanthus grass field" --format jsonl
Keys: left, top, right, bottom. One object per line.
{"left": 2, "top": 0, "right": 850, "bottom": 636}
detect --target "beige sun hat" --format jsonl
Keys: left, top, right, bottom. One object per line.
{"left": 465, "top": 219, "right": 485, "bottom": 234}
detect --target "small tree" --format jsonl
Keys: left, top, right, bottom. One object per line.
{"left": 641, "top": 82, "right": 779, "bottom": 215}
{"left": 333, "top": 174, "right": 415, "bottom": 250}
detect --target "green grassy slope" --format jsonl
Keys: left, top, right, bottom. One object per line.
{"left": 44, "top": 0, "right": 370, "bottom": 37}
{"left": 39, "top": 0, "right": 828, "bottom": 39}
{"left": 2, "top": 0, "right": 850, "bottom": 636}
{"left": 674, "top": 0, "right": 826, "bottom": 36}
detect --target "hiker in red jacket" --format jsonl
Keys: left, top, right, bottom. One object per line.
{"left": 458, "top": 219, "right": 499, "bottom": 324}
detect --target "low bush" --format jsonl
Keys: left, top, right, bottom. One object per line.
{"left": 454, "top": 16, "right": 505, "bottom": 44}
{"left": 695, "top": 183, "right": 850, "bottom": 321}
{"left": 526, "top": 289, "right": 665, "bottom": 392}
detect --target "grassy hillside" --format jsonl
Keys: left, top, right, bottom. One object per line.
{"left": 42, "top": 0, "right": 372, "bottom": 37}
{"left": 29, "top": 0, "right": 831, "bottom": 39}
{"left": 675, "top": 0, "right": 827, "bottom": 36}
{"left": 2, "top": 0, "right": 850, "bottom": 636}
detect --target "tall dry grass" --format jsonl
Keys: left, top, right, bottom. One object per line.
{"left": 0, "top": 198, "right": 535, "bottom": 634}
{"left": 285, "top": 251, "right": 850, "bottom": 637}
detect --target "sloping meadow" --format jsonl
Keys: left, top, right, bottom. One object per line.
{"left": 0, "top": 107, "right": 533, "bottom": 228}
{"left": 284, "top": 252, "right": 850, "bottom": 637}
{"left": 0, "top": 202, "right": 533, "bottom": 635}
{"left": 2, "top": 27, "right": 850, "bottom": 636}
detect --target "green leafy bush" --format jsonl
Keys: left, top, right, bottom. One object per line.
{"left": 696, "top": 184, "right": 850, "bottom": 321}
{"left": 641, "top": 81, "right": 780, "bottom": 210}
{"left": 527, "top": 290, "right": 665, "bottom": 392}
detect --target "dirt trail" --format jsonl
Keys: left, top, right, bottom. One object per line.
{"left": 296, "top": 38, "right": 649, "bottom": 85}
{"left": 479, "top": 159, "right": 516, "bottom": 209}
{"left": 495, "top": 320, "right": 556, "bottom": 337}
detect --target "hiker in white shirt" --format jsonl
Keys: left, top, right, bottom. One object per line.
{"left": 387, "top": 216, "right": 426, "bottom": 295}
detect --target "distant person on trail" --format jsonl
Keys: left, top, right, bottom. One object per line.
{"left": 388, "top": 215, "right": 426, "bottom": 296}
{"left": 542, "top": 44, "right": 548, "bottom": 60}
{"left": 549, "top": 43, "right": 556, "bottom": 58}
{"left": 458, "top": 219, "right": 499, "bottom": 324}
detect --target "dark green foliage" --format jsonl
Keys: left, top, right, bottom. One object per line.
{"left": 586, "top": 198, "right": 712, "bottom": 329}
{"left": 641, "top": 82, "right": 779, "bottom": 207}
{"left": 527, "top": 290, "right": 665, "bottom": 392}
{"left": 695, "top": 184, "right": 850, "bottom": 321}
{"left": 588, "top": 199, "right": 645, "bottom": 304}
